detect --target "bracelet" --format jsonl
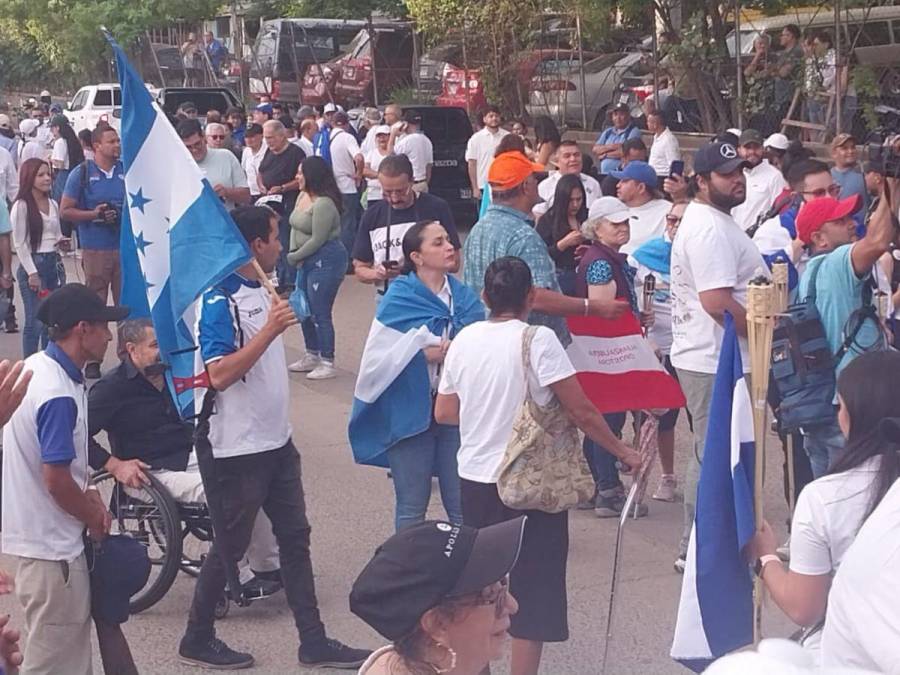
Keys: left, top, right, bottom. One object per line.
{"left": 583, "top": 298, "right": 589, "bottom": 316}
{"left": 754, "top": 554, "right": 780, "bottom": 578}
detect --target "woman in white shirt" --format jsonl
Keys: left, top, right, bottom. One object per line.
{"left": 48, "top": 115, "right": 84, "bottom": 207}
{"left": 11, "top": 158, "right": 66, "bottom": 356}
{"left": 747, "top": 350, "right": 900, "bottom": 661}
{"left": 435, "top": 256, "right": 641, "bottom": 675}
{"left": 362, "top": 126, "right": 391, "bottom": 209}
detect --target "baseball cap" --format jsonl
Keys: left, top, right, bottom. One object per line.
{"left": 50, "top": 114, "right": 69, "bottom": 129}
{"left": 830, "top": 132, "right": 856, "bottom": 150}
{"left": 333, "top": 111, "right": 350, "bottom": 126}
{"left": 693, "top": 141, "right": 748, "bottom": 175}
{"left": 403, "top": 110, "right": 423, "bottom": 125}
{"left": 37, "top": 283, "right": 130, "bottom": 330}
{"left": 40, "top": 89, "right": 51, "bottom": 98}
{"left": 588, "top": 196, "right": 630, "bottom": 223}
{"left": 610, "top": 160, "right": 658, "bottom": 189}
{"left": 87, "top": 534, "right": 151, "bottom": 625}
{"left": 297, "top": 105, "right": 316, "bottom": 119}
{"left": 0, "top": 114, "right": 10, "bottom": 130}
{"left": 487, "top": 151, "right": 544, "bottom": 190}
{"left": 739, "top": 129, "right": 763, "bottom": 146}
{"left": 323, "top": 102, "right": 344, "bottom": 114}
{"left": 254, "top": 102, "right": 273, "bottom": 114}
{"left": 245, "top": 122, "right": 263, "bottom": 137}
{"left": 364, "top": 107, "right": 382, "bottom": 123}
{"left": 795, "top": 195, "right": 862, "bottom": 245}
{"left": 372, "top": 125, "right": 391, "bottom": 136}
{"left": 611, "top": 102, "right": 630, "bottom": 115}
{"left": 727, "top": 127, "right": 742, "bottom": 138}
{"left": 49, "top": 103, "right": 63, "bottom": 114}
{"left": 350, "top": 517, "right": 526, "bottom": 640}
{"left": 19, "top": 118, "right": 40, "bottom": 136}
{"left": 764, "top": 133, "right": 790, "bottom": 151}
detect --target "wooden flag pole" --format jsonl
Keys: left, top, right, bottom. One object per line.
{"left": 251, "top": 259, "right": 281, "bottom": 302}
{"left": 770, "top": 262, "right": 794, "bottom": 514}
{"left": 747, "top": 279, "right": 776, "bottom": 644}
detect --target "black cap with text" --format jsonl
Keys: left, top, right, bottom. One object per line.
{"left": 36, "top": 283, "right": 130, "bottom": 331}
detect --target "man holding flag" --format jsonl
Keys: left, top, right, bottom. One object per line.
{"left": 106, "top": 34, "right": 370, "bottom": 670}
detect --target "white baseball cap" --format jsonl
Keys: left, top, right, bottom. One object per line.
{"left": 323, "top": 102, "right": 344, "bottom": 114}
{"left": 588, "top": 196, "right": 630, "bottom": 223}
{"left": 726, "top": 128, "right": 742, "bottom": 138}
{"left": 764, "top": 133, "right": 790, "bottom": 151}
{"left": 19, "top": 119, "right": 40, "bottom": 136}
{"left": 372, "top": 125, "right": 391, "bottom": 136}
{"left": 0, "top": 114, "right": 10, "bottom": 130}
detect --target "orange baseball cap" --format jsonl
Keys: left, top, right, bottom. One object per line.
{"left": 487, "top": 152, "right": 544, "bottom": 191}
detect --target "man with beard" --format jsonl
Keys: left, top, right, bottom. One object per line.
{"left": 87, "top": 319, "right": 282, "bottom": 599}
{"left": 669, "top": 140, "right": 769, "bottom": 571}
{"left": 731, "top": 129, "right": 787, "bottom": 233}
{"left": 465, "top": 105, "right": 509, "bottom": 202}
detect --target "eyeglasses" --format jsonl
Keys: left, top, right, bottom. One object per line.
{"left": 382, "top": 186, "right": 413, "bottom": 199}
{"left": 801, "top": 184, "right": 841, "bottom": 199}
{"left": 475, "top": 576, "right": 509, "bottom": 618}
{"left": 665, "top": 214, "right": 683, "bottom": 225}
{"left": 207, "top": 134, "right": 225, "bottom": 140}
{"left": 184, "top": 138, "right": 205, "bottom": 150}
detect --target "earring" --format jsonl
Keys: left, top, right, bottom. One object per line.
{"left": 431, "top": 641, "right": 457, "bottom": 674}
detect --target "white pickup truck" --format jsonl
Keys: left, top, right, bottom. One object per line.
{"left": 64, "top": 83, "right": 122, "bottom": 134}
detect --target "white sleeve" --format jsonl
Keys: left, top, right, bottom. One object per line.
{"left": 530, "top": 326, "right": 576, "bottom": 387}
{"left": 51, "top": 138, "right": 67, "bottom": 164}
{"left": 437, "top": 343, "right": 460, "bottom": 395}
{"left": 537, "top": 175, "right": 555, "bottom": 203}
{"left": 228, "top": 153, "right": 248, "bottom": 189}
{"left": 393, "top": 135, "right": 410, "bottom": 157}
{"left": 10, "top": 201, "right": 37, "bottom": 276}
{"left": 348, "top": 135, "right": 361, "bottom": 157}
{"left": 2, "top": 151, "right": 16, "bottom": 202}
{"left": 465, "top": 135, "right": 477, "bottom": 162}
{"left": 424, "top": 137, "right": 434, "bottom": 165}
{"left": 788, "top": 485, "right": 834, "bottom": 575}
{"left": 684, "top": 224, "right": 739, "bottom": 292}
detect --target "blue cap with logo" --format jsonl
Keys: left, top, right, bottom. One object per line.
{"left": 693, "top": 141, "right": 749, "bottom": 175}
{"left": 610, "top": 160, "right": 658, "bottom": 189}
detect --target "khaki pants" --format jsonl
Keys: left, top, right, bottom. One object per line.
{"left": 82, "top": 249, "right": 121, "bottom": 305}
{"left": 14, "top": 553, "right": 92, "bottom": 675}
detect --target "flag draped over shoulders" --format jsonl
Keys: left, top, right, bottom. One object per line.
{"left": 349, "top": 273, "right": 484, "bottom": 467}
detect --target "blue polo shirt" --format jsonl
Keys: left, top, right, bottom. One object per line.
{"left": 63, "top": 160, "right": 126, "bottom": 250}
{"left": 595, "top": 124, "right": 641, "bottom": 175}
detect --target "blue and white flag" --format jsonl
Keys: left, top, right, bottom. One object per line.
{"left": 349, "top": 273, "right": 484, "bottom": 467}
{"left": 108, "top": 34, "right": 250, "bottom": 417}
{"left": 671, "top": 312, "right": 756, "bottom": 671}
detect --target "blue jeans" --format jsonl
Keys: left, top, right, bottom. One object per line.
{"left": 17, "top": 252, "right": 65, "bottom": 357}
{"left": 298, "top": 240, "right": 347, "bottom": 361}
{"left": 802, "top": 416, "right": 845, "bottom": 479}
{"left": 276, "top": 212, "right": 291, "bottom": 289}
{"left": 386, "top": 421, "right": 462, "bottom": 532}
{"left": 339, "top": 193, "right": 361, "bottom": 261}
{"left": 583, "top": 412, "right": 626, "bottom": 492}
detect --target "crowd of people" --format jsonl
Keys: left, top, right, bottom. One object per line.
{"left": 0, "top": 86, "right": 899, "bottom": 675}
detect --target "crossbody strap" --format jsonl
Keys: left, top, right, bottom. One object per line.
{"left": 519, "top": 324, "right": 539, "bottom": 404}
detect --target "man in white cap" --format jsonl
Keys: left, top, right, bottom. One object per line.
{"left": 18, "top": 119, "right": 47, "bottom": 164}
{"left": 388, "top": 110, "right": 433, "bottom": 192}
{"left": 731, "top": 129, "right": 787, "bottom": 233}
{"left": 763, "top": 132, "right": 790, "bottom": 172}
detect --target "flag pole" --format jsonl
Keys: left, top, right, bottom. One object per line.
{"left": 770, "top": 262, "right": 794, "bottom": 514}
{"left": 251, "top": 259, "right": 281, "bottom": 301}
{"left": 746, "top": 278, "right": 775, "bottom": 644}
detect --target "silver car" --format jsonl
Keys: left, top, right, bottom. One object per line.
{"left": 526, "top": 52, "right": 645, "bottom": 130}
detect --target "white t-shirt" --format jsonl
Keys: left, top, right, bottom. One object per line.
{"left": 821, "top": 477, "right": 900, "bottom": 672}
{"left": 465, "top": 127, "right": 509, "bottom": 189}
{"left": 621, "top": 198, "right": 671, "bottom": 256}
{"left": 241, "top": 142, "right": 267, "bottom": 197}
{"left": 51, "top": 137, "right": 69, "bottom": 170}
{"left": 394, "top": 132, "right": 433, "bottom": 182}
{"left": 631, "top": 261, "right": 673, "bottom": 354}
{"left": 20, "top": 139, "right": 48, "bottom": 164}
{"left": 364, "top": 148, "right": 389, "bottom": 201}
{"left": 648, "top": 127, "right": 681, "bottom": 177}
{"left": 0, "top": 146, "right": 17, "bottom": 202}
{"left": 534, "top": 171, "right": 601, "bottom": 218}
{"left": 731, "top": 160, "right": 787, "bottom": 233}
{"left": 670, "top": 201, "right": 769, "bottom": 374}
{"left": 330, "top": 128, "right": 362, "bottom": 194}
{"left": 197, "top": 148, "right": 248, "bottom": 210}
{"left": 438, "top": 320, "right": 575, "bottom": 483}
{"left": 298, "top": 136, "right": 314, "bottom": 158}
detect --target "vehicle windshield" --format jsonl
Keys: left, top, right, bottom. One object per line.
{"left": 346, "top": 30, "right": 371, "bottom": 60}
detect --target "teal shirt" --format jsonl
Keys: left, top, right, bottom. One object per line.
{"left": 797, "top": 244, "right": 881, "bottom": 377}
{"left": 463, "top": 203, "right": 569, "bottom": 345}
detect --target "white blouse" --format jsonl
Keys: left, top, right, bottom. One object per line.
{"left": 11, "top": 199, "right": 63, "bottom": 276}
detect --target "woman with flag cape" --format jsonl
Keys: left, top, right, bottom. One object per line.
{"left": 349, "top": 221, "right": 484, "bottom": 531}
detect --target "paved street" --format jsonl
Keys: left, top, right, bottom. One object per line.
{"left": 0, "top": 256, "right": 795, "bottom": 674}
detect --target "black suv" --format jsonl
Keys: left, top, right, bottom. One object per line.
{"left": 402, "top": 105, "right": 477, "bottom": 227}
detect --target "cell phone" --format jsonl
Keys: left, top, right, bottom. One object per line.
{"left": 669, "top": 160, "right": 685, "bottom": 178}
{"left": 383, "top": 260, "right": 398, "bottom": 269}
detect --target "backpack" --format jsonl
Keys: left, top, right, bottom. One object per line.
{"left": 312, "top": 125, "right": 338, "bottom": 166}
{"left": 771, "top": 257, "right": 874, "bottom": 432}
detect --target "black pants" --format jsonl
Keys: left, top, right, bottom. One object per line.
{"left": 1, "top": 255, "right": 15, "bottom": 327}
{"left": 184, "top": 441, "right": 326, "bottom": 646}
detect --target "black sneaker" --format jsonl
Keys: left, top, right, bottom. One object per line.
{"left": 239, "top": 575, "right": 282, "bottom": 601}
{"left": 178, "top": 635, "right": 254, "bottom": 670}
{"left": 4, "top": 320, "right": 17, "bottom": 334}
{"left": 298, "top": 638, "right": 371, "bottom": 670}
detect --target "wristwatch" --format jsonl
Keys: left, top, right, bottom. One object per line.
{"left": 754, "top": 554, "right": 781, "bottom": 578}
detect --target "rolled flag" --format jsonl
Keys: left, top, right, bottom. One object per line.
{"left": 566, "top": 312, "right": 685, "bottom": 413}
{"left": 671, "top": 313, "right": 756, "bottom": 670}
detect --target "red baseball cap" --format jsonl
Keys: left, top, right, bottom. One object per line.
{"left": 796, "top": 195, "right": 861, "bottom": 245}
{"left": 487, "top": 152, "right": 544, "bottom": 191}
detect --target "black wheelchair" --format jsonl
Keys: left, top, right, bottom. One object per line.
{"left": 91, "top": 469, "right": 230, "bottom": 618}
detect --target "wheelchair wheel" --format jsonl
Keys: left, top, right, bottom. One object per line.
{"left": 92, "top": 471, "right": 183, "bottom": 614}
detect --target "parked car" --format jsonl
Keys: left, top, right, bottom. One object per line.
{"left": 250, "top": 18, "right": 364, "bottom": 103}
{"left": 64, "top": 84, "right": 122, "bottom": 134}
{"left": 417, "top": 43, "right": 464, "bottom": 97}
{"left": 155, "top": 87, "right": 242, "bottom": 124}
{"left": 301, "top": 58, "right": 346, "bottom": 107}
{"left": 333, "top": 24, "right": 415, "bottom": 106}
{"left": 525, "top": 52, "right": 644, "bottom": 129}
{"left": 435, "top": 66, "right": 486, "bottom": 113}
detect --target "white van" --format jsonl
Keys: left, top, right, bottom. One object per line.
{"left": 64, "top": 84, "right": 122, "bottom": 134}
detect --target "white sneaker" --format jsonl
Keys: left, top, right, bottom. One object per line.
{"left": 306, "top": 361, "right": 337, "bottom": 380}
{"left": 652, "top": 474, "right": 678, "bottom": 502}
{"left": 288, "top": 353, "right": 320, "bottom": 373}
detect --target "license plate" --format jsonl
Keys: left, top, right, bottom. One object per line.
{"left": 619, "top": 92, "right": 629, "bottom": 104}
{"left": 460, "top": 188, "right": 472, "bottom": 199}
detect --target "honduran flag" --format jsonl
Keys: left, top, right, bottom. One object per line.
{"left": 348, "top": 274, "right": 484, "bottom": 467}
{"left": 670, "top": 313, "right": 756, "bottom": 671}
{"left": 108, "top": 34, "right": 250, "bottom": 418}
{"left": 566, "top": 312, "right": 685, "bottom": 413}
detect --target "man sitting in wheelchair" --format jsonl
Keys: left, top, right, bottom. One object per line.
{"left": 87, "top": 318, "right": 282, "bottom": 600}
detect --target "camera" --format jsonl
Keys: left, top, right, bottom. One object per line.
{"left": 868, "top": 142, "right": 900, "bottom": 179}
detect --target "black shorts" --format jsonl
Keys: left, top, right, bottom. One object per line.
{"left": 460, "top": 479, "right": 569, "bottom": 642}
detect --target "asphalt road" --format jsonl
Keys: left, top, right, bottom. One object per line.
{"left": 0, "top": 256, "right": 795, "bottom": 674}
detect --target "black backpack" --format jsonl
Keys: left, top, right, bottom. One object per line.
{"left": 771, "top": 257, "right": 875, "bottom": 432}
